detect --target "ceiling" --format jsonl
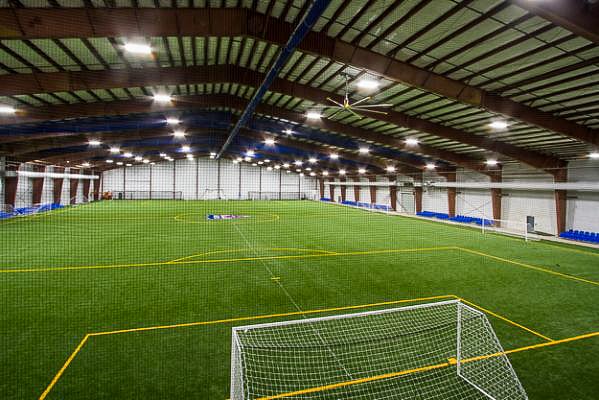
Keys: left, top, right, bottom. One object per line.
{"left": 0, "top": 0, "right": 597, "bottom": 177}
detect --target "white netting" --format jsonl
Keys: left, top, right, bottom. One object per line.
{"left": 231, "top": 300, "right": 527, "bottom": 400}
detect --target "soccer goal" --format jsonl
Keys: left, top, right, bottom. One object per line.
{"left": 248, "top": 191, "right": 317, "bottom": 200}
{"left": 200, "top": 189, "right": 228, "bottom": 200}
{"left": 231, "top": 300, "right": 527, "bottom": 400}
{"left": 481, "top": 218, "right": 530, "bottom": 241}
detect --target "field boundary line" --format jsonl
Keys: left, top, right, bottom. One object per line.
{"left": 458, "top": 247, "right": 599, "bottom": 287}
{"left": 38, "top": 334, "right": 90, "bottom": 400}
{"left": 1, "top": 246, "right": 455, "bottom": 274}
{"left": 257, "top": 330, "right": 599, "bottom": 399}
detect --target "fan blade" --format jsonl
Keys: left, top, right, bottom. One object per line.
{"left": 326, "top": 97, "right": 345, "bottom": 108}
{"left": 326, "top": 108, "right": 344, "bottom": 120}
{"left": 304, "top": 105, "right": 340, "bottom": 109}
{"left": 347, "top": 108, "right": 364, "bottom": 119}
{"left": 353, "top": 103, "right": 393, "bottom": 108}
{"left": 350, "top": 96, "right": 372, "bottom": 106}
{"left": 351, "top": 108, "right": 388, "bottom": 115}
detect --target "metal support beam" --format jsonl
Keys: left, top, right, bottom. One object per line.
{"left": 4, "top": 162, "right": 17, "bottom": 207}
{"left": 353, "top": 177, "right": 360, "bottom": 202}
{"left": 510, "top": 0, "right": 599, "bottom": 45}
{"left": 52, "top": 166, "right": 64, "bottom": 204}
{"left": 69, "top": 169, "right": 79, "bottom": 205}
{"left": 368, "top": 176, "right": 377, "bottom": 204}
{"left": 31, "top": 164, "right": 45, "bottom": 204}
{"left": 554, "top": 168, "right": 568, "bottom": 234}
{"left": 0, "top": 89, "right": 556, "bottom": 174}
{"left": 388, "top": 176, "right": 397, "bottom": 211}
{"left": 0, "top": 7, "right": 593, "bottom": 145}
{"left": 217, "top": 0, "right": 332, "bottom": 158}
{"left": 443, "top": 171, "right": 457, "bottom": 217}
{"left": 490, "top": 174, "right": 502, "bottom": 226}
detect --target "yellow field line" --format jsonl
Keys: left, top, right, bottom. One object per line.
{"left": 37, "top": 295, "right": 558, "bottom": 399}
{"left": 168, "top": 247, "right": 339, "bottom": 263}
{"left": 90, "top": 295, "right": 455, "bottom": 336}
{"left": 37, "top": 295, "right": 455, "bottom": 399}
{"left": 38, "top": 334, "right": 90, "bottom": 400}
{"left": 0, "top": 246, "right": 455, "bottom": 274}
{"left": 257, "top": 330, "right": 599, "bottom": 399}
{"left": 457, "top": 247, "right": 599, "bottom": 286}
{"left": 457, "top": 297, "right": 553, "bottom": 342}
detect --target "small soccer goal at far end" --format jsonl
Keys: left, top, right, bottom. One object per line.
{"left": 230, "top": 300, "right": 528, "bottom": 400}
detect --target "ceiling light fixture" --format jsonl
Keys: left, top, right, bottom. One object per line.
{"left": 356, "top": 79, "right": 379, "bottom": 90}
{"left": 246, "top": 150, "right": 255, "bottom": 157}
{"left": 0, "top": 105, "right": 16, "bottom": 114}
{"left": 124, "top": 42, "right": 152, "bottom": 55}
{"left": 153, "top": 94, "right": 172, "bottom": 103}
{"left": 116, "top": 162, "right": 124, "bottom": 166}
{"left": 358, "top": 168, "right": 366, "bottom": 174}
{"left": 294, "top": 160, "right": 303, "bottom": 166}
{"left": 425, "top": 163, "right": 436, "bottom": 170}
{"left": 306, "top": 111, "right": 322, "bottom": 119}
{"left": 405, "top": 138, "right": 419, "bottom": 146}
{"left": 124, "top": 152, "right": 133, "bottom": 158}
{"left": 264, "top": 138, "right": 276, "bottom": 145}
{"left": 187, "top": 154, "right": 194, "bottom": 160}
{"left": 181, "top": 145, "right": 191, "bottom": 152}
{"left": 109, "top": 147, "right": 120, "bottom": 153}
{"left": 485, "top": 159, "right": 499, "bottom": 166}
{"left": 88, "top": 140, "right": 102, "bottom": 146}
{"left": 589, "top": 152, "right": 599, "bottom": 159}
{"left": 173, "top": 130, "right": 185, "bottom": 138}
{"left": 166, "top": 118, "right": 180, "bottom": 125}
{"left": 106, "top": 159, "right": 114, "bottom": 164}
{"left": 284, "top": 129, "right": 293, "bottom": 135}
{"left": 330, "top": 153, "right": 339, "bottom": 160}
{"left": 358, "top": 147, "right": 369, "bottom": 154}
{"left": 308, "top": 157, "right": 317, "bottom": 164}
{"left": 244, "top": 156, "right": 252, "bottom": 162}
{"left": 489, "top": 120, "right": 508, "bottom": 130}
{"left": 134, "top": 156, "right": 143, "bottom": 161}
{"left": 322, "top": 171, "right": 329, "bottom": 176}
{"left": 386, "top": 166, "right": 396, "bottom": 172}
{"left": 339, "top": 169, "right": 346, "bottom": 175}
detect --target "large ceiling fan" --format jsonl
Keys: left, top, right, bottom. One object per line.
{"left": 307, "top": 74, "right": 393, "bottom": 119}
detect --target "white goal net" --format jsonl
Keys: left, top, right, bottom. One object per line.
{"left": 231, "top": 300, "right": 527, "bottom": 400}
{"left": 200, "top": 189, "right": 228, "bottom": 200}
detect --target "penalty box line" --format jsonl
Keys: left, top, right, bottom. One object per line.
{"left": 37, "top": 294, "right": 548, "bottom": 400}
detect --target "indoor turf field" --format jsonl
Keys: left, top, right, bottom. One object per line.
{"left": 1, "top": 199, "right": 598, "bottom": 400}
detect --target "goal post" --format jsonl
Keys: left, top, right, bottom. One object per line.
{"left": 199, "top": 189, "right": 228, "bottom": 200}
{"left": 230, "top": 300, "right": 527, "bottom": 400}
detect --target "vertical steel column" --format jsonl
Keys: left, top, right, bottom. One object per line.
{"left": 70, "top": 169, "right": 79, "bottom": 205}
{"left": 368, "top": 176, "right": 377, "bottom": 204}
{"left": 31, "top": 164, "right": 45, "bottom": 205}
{"left": 353, "top": 178, "right": 360, "bottom": 202}
{"left": 554, "top": 168, "right": 568, "bottom": 234}
{"left": 53, "top": 166, "right": 64, "bottom": 204}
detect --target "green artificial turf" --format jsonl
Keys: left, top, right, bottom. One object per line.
{"left": 0, "top": 200, "right": 598, "bottom": 399}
